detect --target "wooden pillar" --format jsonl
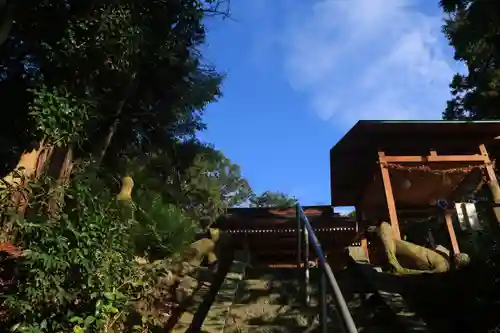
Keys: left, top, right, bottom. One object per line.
{"left": 427, "top": 228, "right": 436, "bottom": 249}
{"left": 378, "top": 152, "right": 401, "bottom": 239}
{"left": 355, "top": 206, "right": 369, "bottom": 262}
{"left": 479, "top": 144, "right": 500, "bottom": 224}
{"left": 360, "top": 237, "right": 369, "bottom": 262}
{"left": 444, "top": 213, "right": 460, "bottom": 254}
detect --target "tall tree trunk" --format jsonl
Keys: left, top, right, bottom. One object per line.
{"left": 46, "top": 145, "right": 74, "bottom": 217}
{"left": 93, "top": 73, "right": 137, "bottom": 166}
{"left": 0, "top": 0, "right": 13, "bottom": 47}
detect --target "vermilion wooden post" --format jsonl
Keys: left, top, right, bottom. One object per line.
{"left": 444, "top": 213, "right": 460, "bottom": 254}
{"left": 355, "top": 205, "right": 370, "bottom": 262}
{"left": 378, "top": 151, "right": 401, "bottom": 240}
{"left": 479, "top": 144, "right": 500, "bottom": 224}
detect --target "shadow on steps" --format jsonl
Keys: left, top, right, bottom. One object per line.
{"left": 351, "top": 262, "right": 500, "bottom": 333}
{"left": 165, "top": 256, "right": 234, "bottom": 333}
{"left": 169, "top": 260, "right": 500, "bottom": 333}
{"left": 224, "top": 267, "right": 317, "bottom": 333}
{"left": 224, "top": 266, "right": 410, "bottom": 332}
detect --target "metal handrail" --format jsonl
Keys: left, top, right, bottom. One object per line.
{"left": 296, "top": 203, "right": 358, "bottom": 333}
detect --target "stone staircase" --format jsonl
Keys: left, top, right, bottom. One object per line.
{"left": 219, "top": 268, "right": 418, "bottom": 333}
{"left": 171, "top": 252, "right": 433, "bottom": 332}
{"left": 223, "top": 268, "right": 316, "bottom": 333}
{"left": 221, "top": 264, "right": 423, "bottom": 333}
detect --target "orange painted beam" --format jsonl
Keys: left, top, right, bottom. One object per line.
{"left": 444, "top": 213, "right": 460, "bottom": 254}
{"left": 381, "top": 154, "right": 486, "bottom": 163}
{"left": 379, "top": 152, "right": 401, "bottom": 240}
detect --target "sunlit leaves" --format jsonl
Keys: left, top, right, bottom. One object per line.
{"left": 249, "top": 191, "right": 297, "bottom": 208}
{"left": 29, "top": 85, "right": 94, "bottom": 146}
{"left": 441, "top": 0, "right": 500, "bottom": 120}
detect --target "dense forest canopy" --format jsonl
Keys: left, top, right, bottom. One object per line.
{"left": 0, "top": 0, "right": 224, "bottom": 171}
{"left": 438, "top": 2, "right": 500, "bottom": 332}
{"left": 441, "top": 0, "right": 500, "bottom": 120}
{"left": 0, "top": 1, "right": 299, "bottom": 331}
{"left": 249, "top": 191, "right": 297, "bottom": 208}
{"left": 2, "top": 0, "right": 500, "bottom": 331}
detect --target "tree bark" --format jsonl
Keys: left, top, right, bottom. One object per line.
{"left": 0, "top": 0, "right": 13, "bottom": 47}
{"left": 46, "top": 145, "right": 74, "bottom": 217}
{"left": 93, "top": 73, "right": 137, "bottom": 166}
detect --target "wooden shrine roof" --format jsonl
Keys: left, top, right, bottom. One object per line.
{"left": 330, "top": 120, "right": 500, "bottom": 206}
{"left": 214, "top": 205, "right": 357, "bottom": 232}
{"left": 361, "top": 165, "right": 485, "bottom": 209}
{"left": 214, "top": 206, "right": 359, "bottom": 256}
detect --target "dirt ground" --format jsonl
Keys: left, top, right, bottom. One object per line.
{"left": 223, "top": 268, "right": 318, "bottom": 333}
{"left": 222, "top": 266, "right": 408, "bottom": 333}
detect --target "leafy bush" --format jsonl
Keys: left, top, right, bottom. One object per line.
{"left": 0, "top": 166, "right": 197, "bottom": 332}
{"left": 29, "top": 86, "right": 94, "bottom": 148}
{"left": 133, "top": 190, "right": 197, "bottom": 261}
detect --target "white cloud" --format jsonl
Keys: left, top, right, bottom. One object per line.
{"left": 281, "top": 0, "right": 455, "bottom": 127}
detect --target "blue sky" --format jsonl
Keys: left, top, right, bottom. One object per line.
{"left": 197, "top": 0, "right": 463, "bottom": 213}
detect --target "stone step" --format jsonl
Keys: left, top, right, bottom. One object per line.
{"left": 351, "top": 262, "right": 430, "bottom": 332}
{"left": 224, "top": 325, "right": 309, "bottom": 333}
{"left": 201, "top": 251, "right": 249, "bottom": 333}
{"left": 209, "top": 258, "right": 429, "bottom": 333}
{"left": 224, "top": 267, "right": 317, "bottom": 333}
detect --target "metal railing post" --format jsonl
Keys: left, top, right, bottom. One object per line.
{"left": 319, "top": 270, "right": 328, "bottom": 333}
{"left": 304, "top": 225, "right": 310, "bottom": 305}
{"left": 324, "top": 262, "right": 358, "bottom": 333}
{"left": 296, "top": 203, "right": 358, "bottom": 333}
{"left": 296, "top": 204, "right": 302, "bottom": 269}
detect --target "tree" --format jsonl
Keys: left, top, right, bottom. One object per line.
{"left": 249, "top": 191, "right": 297, "bottom": 208}
{"left": 0, "top": 0, "right": 12, "bottom": 46}
{"left": 127, "top": 140, "right": 252, "bottom": 227}
{"left": 440, "top": 0, "right": 500, "bottom": 120}
{"left": 168, "top": 142, "right": 252, "bottom": 224}
{"left": 0, "top": 1, "right": 247, "bottom": 331}
{"left": 438, "top": 5, "right": 500, "bottom": 331}
{"left": 0, "top": 0, "right": 227, "bottom": 175}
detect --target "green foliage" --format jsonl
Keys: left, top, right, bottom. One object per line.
{"left": 29, "top": 86, "right": 94, "bottom": 146}
{"left": 0, "top": 0, "right": 12, "bottom": 47}
{"left": 249, "top": 191, "right": 297, "bottom": 208}
{"left": 0, "top": 0, "right": 252, "bottom": 331}
{"left": 0, "top": 0, "right": 225, "bottom": 171}
{"left": 439, "top": 0, "right": 500, "bottom": 319}
{"left": 438, "top": 4, "right": 500, "bottom": 331}
{"left": 180, "top": 144, "right": 252, "bottom": 220}
{"left": 133, "top": 190, "right": 197, "bottom": 260}
{"left": 126, "top": 141, "right": 252, "bottom": 228}
{"left": 441, "top": 0, "right": 500, "bottom": 120}
{"left": 1, "top": 167, "right": 195, "bottom": 332}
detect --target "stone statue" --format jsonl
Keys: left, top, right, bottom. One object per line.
{"left": 117, "top": 176, "right": 134, "bottom": 201}
{"left": 375, "top": 222, "right": 470, "bottom": 275}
